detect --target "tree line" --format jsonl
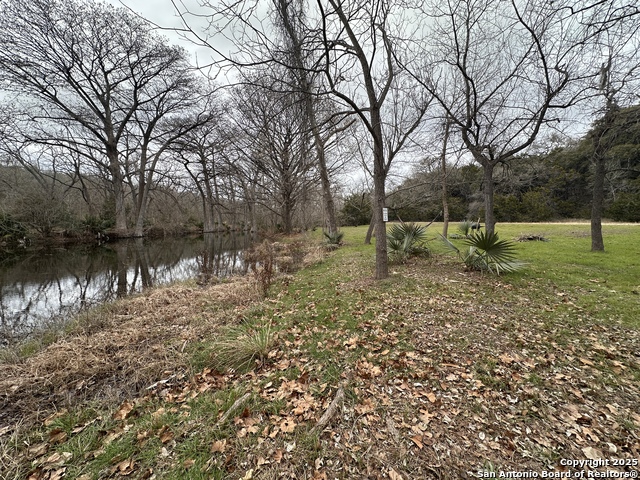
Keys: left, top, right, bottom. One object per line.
{"left": 1, "top": 0, "right": 638, "bottom": 279}
{"left": 353, "top": 104, "right": 638, "bottom": 226}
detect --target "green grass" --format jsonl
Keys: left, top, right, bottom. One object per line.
{"left": 428, "top": 222, "right": 640, "bottom": 327}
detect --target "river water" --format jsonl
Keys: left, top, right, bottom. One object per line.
{"left": 0, "top": 233, "right": 254, "bottom": 345}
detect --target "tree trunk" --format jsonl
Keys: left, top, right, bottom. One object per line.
{"left": 372, "top": 170, "right": 388, "bottom": 279}
{"left": 211, "top": 159, "right": 225, "bottom": 228}
{"left": 482, "top": 161, "right": 496, "bottom": 235}
{"left": 590, "top": 102, "right": 616, "bottom": 252}
{"left": 108, "top": 151, "right": 128, "bottom": 237}
{"left": 204, "top": 182, "right": 217, "bottom": 233}
{"left": 590, "top": 156, "right": 605, "bottom": 252}
{"left": 133, "top": 166, "right": 153, "bottom": 238}
{"left": 133, "top": 179, "right": 150, "bottom": 237}
{"left": 282, "top": 195, "right": 294, "bottom": 233}
{"left": 317, "top": 136, "right": 338, "bottom": 235}
{"left": 371, "top": 107, "right": 388, "bottom": 279}
{"left": 365, "top": 209, "right": 375, "bottom": 244}
{"left": 441, "top": 120, "right": 451, "bottom": 238}
{"left": 202, "top": 196, "right": 215, "bottom": 233}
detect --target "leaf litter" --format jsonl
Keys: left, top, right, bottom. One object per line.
{"left": 1, "top": 240, "right": 639, "bottom": 479}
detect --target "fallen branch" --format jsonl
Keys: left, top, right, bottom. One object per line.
{"left": 216, "top": 392, "right": 251, "bottom": 427}
{"left": 311, "top": 386, "right": 345, "bottom": 434}
{"left": 516, "top": 234, "right": 549, "bottom": 242}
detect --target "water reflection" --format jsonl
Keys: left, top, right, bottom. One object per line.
{"left": 0, "top": 233, "right": 252, "bottom": 344}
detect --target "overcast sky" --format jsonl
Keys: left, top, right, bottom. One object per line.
{"left": 103, "top": 0, "right": 222, "bottom": 67}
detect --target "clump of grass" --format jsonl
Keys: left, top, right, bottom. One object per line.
{"left": 210, "top": 321, "right": 277, "bottom": 372}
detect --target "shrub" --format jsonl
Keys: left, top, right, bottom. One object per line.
{"left": 387, "top": 222, "right": 429, "bottom": 262}
{"left": 456, "top": 220, "right": 482, "bottom": 238}
{"left": 245, "top": 240, "right": 275, "bottom": 298}
{"left": 323, "top": 230, "right": 344, "bottom": 246}
{"left": 81, "top": 215, "right": 114, "bottom": 235}
{"left": 0, "top": 214, "right": 27, "bottom": 241}
{"left": 441, "top": 230, "right": 525, "bottom": 275}
{"left": 607, "top": 192, "right": 640, "bottom": 222}
{"left": 339, "top": 192, "right": 372, "bottom": 226}
{"left": 457, "top": 220, "right": 473, "bottom": 237}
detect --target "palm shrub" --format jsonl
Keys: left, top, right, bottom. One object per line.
{"left": 387, "top": 222, "right": 430, "bottom": 262}
{"left": 457, "top": 220, "right": 473, "bottom": 237}
{"left": 323, "top": 230, "right": 344, "bottom": 245}
{"left": 323, "top": 230, "right": 344, "bottom": 251}
{"left": 441, "top": 230, "right": 525, "bottom": 274}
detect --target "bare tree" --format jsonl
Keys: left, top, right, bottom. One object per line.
{"left": 168, "top": 0, "right": 348, "bottom": 236}
{"left": 272, "top": 0, "right": 341, "bottom": 235}
{"left": 315, "top": 0, "right": 432, "bottom": 278}
{"left": 171, "top": 108, "right": 235, "bottom": 233}
{"left": 169, "top": 0, "right": 430, "bottom": 279}
{"left": 231, "top": 80, "right": 317, "bottom": 233}
{"left": 403, "top": 0, "right": 601, "bottom": 235}
{"left": 584, "top": 3, "right": 640, "bottom": 251}
{"left": 0, "top": 0, "right": 201, "bottom": 237}
{"left": 123, "top": 82, "right": 213, "bottom": 237}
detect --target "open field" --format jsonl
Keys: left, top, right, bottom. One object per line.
{"left": 1, "top": 223, "right": 639, "bottom": 479}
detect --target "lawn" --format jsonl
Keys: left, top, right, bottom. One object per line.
{"left": 1, "top": 223, "right": 639, "bottom": 479}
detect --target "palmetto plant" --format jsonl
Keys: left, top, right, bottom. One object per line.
{"left": 441, "top": 230, "right": 525, "bottom": 274}
{"left": 323, "top": 230, "right": 345, "bottom": 245}
{"left": 457, "top": 220, "right": 473, "bottom": 237}
{"left": 457, "top": 219, "right": 482, "bottom": 238}
{"left": 387, "top": 222, "right": 430, "bottom": 261}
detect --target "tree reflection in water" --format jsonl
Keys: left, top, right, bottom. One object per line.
{"left": 0, "top": 233, "right": 253, "bottom": 345}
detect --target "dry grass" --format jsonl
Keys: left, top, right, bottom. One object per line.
{"left": 0, "top": 236, "right": 325, "bottom": 433}
{"left": 0, "top": 276, "right": 261, "bottom": 430}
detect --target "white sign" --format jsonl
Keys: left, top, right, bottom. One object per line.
{"left": 382, "top": 208, "right": 389, "bottom": 222}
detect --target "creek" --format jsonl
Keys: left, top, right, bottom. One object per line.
{"left": 0, "top": 233, "right": 254, "bottom": 345}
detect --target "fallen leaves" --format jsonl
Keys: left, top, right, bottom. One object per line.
{"left": 388, "top": 468, "right": 404, "bottom": 480}
{"left": 211, "top": 439, "right": 227, "bottom": 453}
{"left": 410, "top": 435, "right": 424, "bottom": 449}
{"left": 279, "top": 418, "right": 296, "bottom": 433}
{"left": 110, "top": 459, "right": 135, "bottom": 476}
{"left": 5, "top": 247, "right": 640, "bottom": 480}
{"left": 113, "top": 400, "right": 135, "bottom": 421}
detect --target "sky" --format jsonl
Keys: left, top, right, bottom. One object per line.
{"left": 103, "top": 0, "right": 222, "bottom": 68}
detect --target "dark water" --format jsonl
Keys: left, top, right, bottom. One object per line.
{"left": 0, "top": 233, "right": 253, "bottom": 344}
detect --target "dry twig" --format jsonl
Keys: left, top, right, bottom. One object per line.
{"left": 216, "top": 392, "right": 251, "bottom": 427}
{"left": 311, "top": 386, "right": 345, "bottom": 434}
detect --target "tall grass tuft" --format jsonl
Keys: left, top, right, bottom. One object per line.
{"left": 246, "top": 240, "right": 275, "bottom": 298}
{"left": 210, "top": 321, "right": 276, "bottom": 372}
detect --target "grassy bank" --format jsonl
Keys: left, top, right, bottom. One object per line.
{"left": 1, "top": 224, "right": 639, "bottom": 479}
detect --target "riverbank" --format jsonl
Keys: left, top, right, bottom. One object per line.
{"left": 0, "top": 232, "right": 256, "bottom": 347}
{"left": 0, "top": 277, "right": 261, "bottom": 428}
{"left": 1, "top": 225, "right": 639, "bottom": 479}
